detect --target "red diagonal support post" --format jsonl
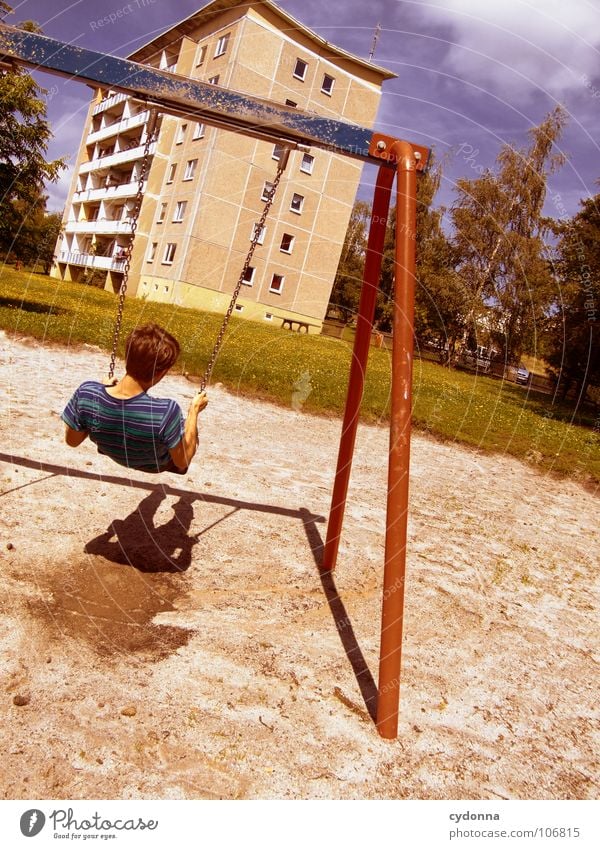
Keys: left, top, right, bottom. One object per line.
{"left": 376, "top": 140, "right": 418, "bottom": 739}
{"left": 321, "top": 163, "right": 395, "bottom": 572}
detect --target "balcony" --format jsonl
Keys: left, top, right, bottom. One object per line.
{"left": 58, "top": 251, "right": 126, "bottom": 272}
{"left": 64, "top": 219, "right": 135, "bottom": 236}
{"left": 73, "top": 180, "right": 141, "bottom": 203}
{"left": 79, "top": 140, "right": 156, "bottom": 174}
{"left": 86, "top": 110, "right": 150, "bottom": 145}
{"left": 92, "top": 92, "right": 128, "bottom": 116}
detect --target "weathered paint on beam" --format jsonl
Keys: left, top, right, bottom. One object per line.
{"left": 0, "top": 23, "right": 430, "bottom": 169}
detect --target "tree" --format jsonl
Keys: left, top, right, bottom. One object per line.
{"left": 450, "top": 107, "right": 567, "bottom": 363}
{"left": 0, "top": 3, "right": 65, "bottom": 260}
{"left": 546, "top": 192, "right": 600, "bottom": 401}
{"left": 328, "top": 199, "right": 371, "bottom": 322}
{"left": 14, "top": 208, "right": 63, "bottom": 271}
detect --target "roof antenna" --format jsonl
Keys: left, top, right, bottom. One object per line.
{"left": 369, "top": 22, "right": 381, "bottom": 62}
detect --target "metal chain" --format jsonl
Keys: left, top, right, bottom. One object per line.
{"left": 108, "top": 108, "right": 159, "bottom": 380}
{"left": 197, "top": 148, "right": 290, "bottom": 392}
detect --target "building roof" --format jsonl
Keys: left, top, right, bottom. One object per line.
{"left": 128, "top": 0, "right": 396, "bottom": 82}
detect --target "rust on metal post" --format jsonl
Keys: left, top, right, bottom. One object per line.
{"left": 376, "top": 139, "right": 418, "bottom": 740}
{"left": 322, "top": 163, "right": 394, "bottom": 572}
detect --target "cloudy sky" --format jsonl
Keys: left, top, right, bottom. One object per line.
{"left": 5, "top": 0, "right": 600, "bottom": 222}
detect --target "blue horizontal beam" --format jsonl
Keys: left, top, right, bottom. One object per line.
{"left": 0, "top": 24, "right": 429, "bottom": 168}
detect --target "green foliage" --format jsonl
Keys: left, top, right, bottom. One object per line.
{"left": 376, "top": 154, "right": 464, "bottom": 344}
{"left": 546, "top": 192, "right": 600, "bottom": 398}
{"left": 10, "top": 210, "right": 63, "bottom": 271}
{"left": 328, "top": 200, "right": 370, "bottom": 322}
{"left": 0, "top": 5, "right": 66, "bottom": 259}
{"left": 413, "top": 161, "right": 465, "bottom": 351}
{"left": 450, "top": 107, "right": 567, "bottom": 363}
{"left": 331, "top": 153, "right": 462, "bottom": 344}
{"left": 0, "top": 267, "right": 598, "bottom": 485}
{"left": 377, "top": 154, "right": 463, "bottom": 350}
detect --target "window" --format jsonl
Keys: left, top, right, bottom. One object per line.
{"left": 285, "top": 99, "right": 297, "bottom": 107}
{"left": 264, "top": 313, "right": 273, "bottom": 321}
{"left": 234, "top": 304, "right": 244, "bottom": 313}
{"left": 261, "top": 181, "right": 275, "bottom": 201}
{"left": 293, "top": 58, "right": 308, "bottom": 81}
{"left": 279, "top": 233, "right": 295, "bottom": 254}
{"left": 196, "top": 44, "right": 207, "bottom": 66}
{"left": 270, "top": 273, "right": 284, "bottom": 294}
{"left": 183, "top": 159, "right": 198, "bottom": 180}
{"left": 252, "top": 223, "right": 266, "bottom": 244}
{"left": 176, "top": 123, "right": 187, "bottom": 144}
{"left": 157, "top": 202, "right": 167, "bottom": 223}
{"left": 162, "top": 243, "right": 177, "bottom": 264}
{"left": 272, "top": 143, "right": 285, "bottom": 161}
{"left": 290, "top": 193, "right": 304, "bottom": 214}
{"left": 173, "top": 201, "right": 187, "bottom": 222}
{"left": 300, "top": 153, "right": 314, "bottom": 174}
{"left": 321, "top": 74, "right": 335, "bottom": 96}
{"left": 147, "top": 242, "right": 157, "bottom": 262}
{"left": 166, "top": 163, "right": 176, "bottom": 183}
{"left": 214, "top": 33, "right": 230, "bottom": 57}
{"left": 208, "top": 74, "right": 220, "bottom": 85}
{"left": 242, "top": 266, "right": 255, "bottom": 286}
{"left": 193, "top": 122, "right": 205, "bottom": 139}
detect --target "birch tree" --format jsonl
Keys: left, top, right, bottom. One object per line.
{"left": 450, "top": 107, "right": 567, "bottom": 362}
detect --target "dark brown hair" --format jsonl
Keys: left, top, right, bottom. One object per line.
{"left": 124, "top": 323, "right": 180, "bottom": 383}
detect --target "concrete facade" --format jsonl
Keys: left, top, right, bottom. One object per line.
{"left": 52, "top": 0, "right": 394, "bottom": 331}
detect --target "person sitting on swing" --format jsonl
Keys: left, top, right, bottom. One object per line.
{"left": 62, "top": 322, "right": 208, "bottom": 475}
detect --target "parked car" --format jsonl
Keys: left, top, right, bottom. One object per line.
{"left": 516, "top": 364, "right": 530, "bottom": 385}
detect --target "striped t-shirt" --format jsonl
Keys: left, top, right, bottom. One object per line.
{"left": 62, "top": 380, "right": 185, "bottom": 473}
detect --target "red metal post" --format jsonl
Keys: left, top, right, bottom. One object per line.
{"left": 376, "top": 141, "right": 418, "bottom": 739}
{"left": 321, "top": 164, "right": 395, "bottom": 572}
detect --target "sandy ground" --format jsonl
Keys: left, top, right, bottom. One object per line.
{"left": 0, "top": 331, "right": 598, "bottom": 800}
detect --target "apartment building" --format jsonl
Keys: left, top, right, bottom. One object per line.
{"left": 52, "top": 0, "right": 395, "bottom": 331}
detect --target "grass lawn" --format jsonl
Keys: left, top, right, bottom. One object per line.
{"left": 1, "top": 267, "right": 599, "bottom": 486}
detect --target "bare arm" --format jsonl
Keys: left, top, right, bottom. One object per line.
{"left": 168, "top": 392, "right": 208, "bottom": 470}
{"left": 64, "top": 424, "right": 89, "bottom": 447}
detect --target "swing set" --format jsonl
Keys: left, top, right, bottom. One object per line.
{"left": 0, "top": 22, "right": 431, "bottom": 740}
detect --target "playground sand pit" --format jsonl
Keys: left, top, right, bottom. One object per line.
{"left": 0, "top": 331, "right": 598, "bottom": 800}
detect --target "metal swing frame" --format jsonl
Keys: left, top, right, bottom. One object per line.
{"left": 0, "top": 23, "right": 431, "bottom": 740}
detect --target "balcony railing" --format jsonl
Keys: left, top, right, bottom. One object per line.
{"left": 86, "top": 110, "right": 149, "bottom": 145}
{"left": 92, "top": 91, "right": 128, "bottom": 115}
{"left": 64, "top": 219, "right": 134, "bottom": 236}
{"left": 58, "top": 251, "right": 126, "bottom": 272}
{"left": 73, "top": 180, "right": 141, "bottom": 202}
{"left": 79, "top": 140, "right": 156, "bottom": 174}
